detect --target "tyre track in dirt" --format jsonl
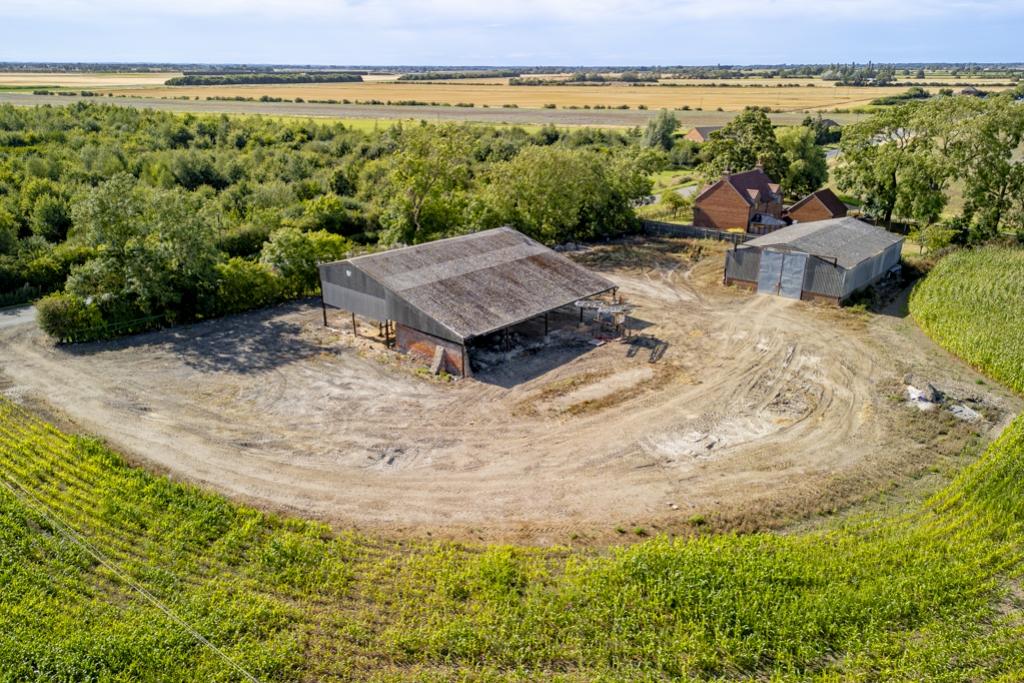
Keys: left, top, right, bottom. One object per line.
{"left": 1, "top": 243, "right": 1019, "bottom": 544}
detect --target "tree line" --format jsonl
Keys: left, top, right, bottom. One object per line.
{"left": 0, "top": 103, "right": 655, "bottom": 340}
{"left": 165, "top": 72, "right": 364, "bottom": 86}
{"left": 6, "top": 95, "right": 1019, "bottom": 342}
{"left": 397, "top": 70, "right": 521, "bottom": 80}
{"left": 834, "top": 92, "right": 1024, "bottom": 248}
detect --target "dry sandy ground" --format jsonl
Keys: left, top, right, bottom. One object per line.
{"left": 1, "top": 240, "right": 1018, "bottom": 544}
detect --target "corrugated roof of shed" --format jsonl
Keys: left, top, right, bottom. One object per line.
{"left": 743, "top": 217, "right": 903, "bottom": 270}
{"left": 341, "top": 227, "right": 616, "bottom": 341}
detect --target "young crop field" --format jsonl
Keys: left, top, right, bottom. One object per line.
{"left": 5, "top": 240, "right": 1024, "bottom": 683}
{"left": 910, "top": 246, "right": 1024, "bottom": 393}
{"left": 2, "top": 398, "right": 1024, "bottom": 681}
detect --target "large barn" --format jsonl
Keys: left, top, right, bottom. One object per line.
{"left": 723, "top": 217, "right": 904, "bottom": 304}
{"left": 318, "top": 227, "right": 617, "bottom": 376}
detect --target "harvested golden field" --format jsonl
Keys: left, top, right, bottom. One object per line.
{"left": 0, "top": 71, "right": 179, "bottom": 88}
{"left": 658, "top": 77, "right": 827, "bottom": 86}
{"left": 90, "top": 80, "right": 1014, "bottom": 111}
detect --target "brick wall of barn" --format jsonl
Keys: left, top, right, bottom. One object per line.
{"left": 693, "top": 183, "right": 753, "bottom": 231}
{"left": 788, "top": 197, "right": 834, "bottom": 223}
{"left": 395, "top": 324, "right": 466, "bottom": 376}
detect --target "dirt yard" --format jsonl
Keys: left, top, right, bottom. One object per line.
{"left": 1, "top": 239, "right": 1019, "bottom": 544}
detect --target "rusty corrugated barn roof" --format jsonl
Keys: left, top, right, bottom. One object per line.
{"left": 328, "top": 227, "right": 616, "bottom": 341}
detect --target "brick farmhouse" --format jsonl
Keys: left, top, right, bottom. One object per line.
{"left": 692, "top": 168, "right": 785, "bottom": 233}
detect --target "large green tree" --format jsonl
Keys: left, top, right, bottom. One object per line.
{"left": 371, "top": 124, "right": 474, "bottom": 245}
{"left": 482, "top": 146, "right": 651, "bottom": 244}
{"left": 699, "top": 108, "right": 787, "bottom": 182}
{"left": 66, "top": 174, "right": 220, "bottom": 318}
{"left": 833, "top": 103, "right": 948, "bottom": 227}
{"left": 947, "top": 95, "right": 1024, "bottom": 237}
{"left": 643, "top": 109, "right": 679, "bottom": 152}
{"left": 776, "top": 126, "right": 828, "bottom": 198}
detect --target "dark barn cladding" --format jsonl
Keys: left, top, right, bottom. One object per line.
{"left": 318, "top": 227, "right": 617, "bottom": 376}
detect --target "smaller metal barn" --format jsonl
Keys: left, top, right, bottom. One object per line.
{"left": 318, "top": 227, "right": 618, "bottom": 376}
{"left": 723, "top": 217, "right": 904, "bottom": 304}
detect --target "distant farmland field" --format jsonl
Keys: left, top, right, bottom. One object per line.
{"left": 0, "top": 71, "right": 179, "bottom": 88}
{"left": 0, "top": 92, "right": 856, "bottom": 128}
{"left": 2, "top": 70, "right": 1015, "bottom": 113}
{"left": 86, "top": 80, "right": 1015, "bottom": 112}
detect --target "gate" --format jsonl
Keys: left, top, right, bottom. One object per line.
{"left": 756, "top": 250, "right": 785, "bottom": 295}
{"left": 778, "top": 252, "right": 808, "bottom": 299}
{"left": 756, "top": 249, "right": 808, "bottom": 299}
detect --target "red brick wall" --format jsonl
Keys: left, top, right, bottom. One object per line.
{"left": 395, "top": 324, "right": 467, "bottom": 376}
{"left": 789, "top": 197, "right": 835, "bottom": 223}
{"left": 693, "top": 183, "right": 753, "bottom": 231}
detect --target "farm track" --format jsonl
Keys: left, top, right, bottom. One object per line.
{"left": 1, "top": 241, "right": 1018, "bottom": 544}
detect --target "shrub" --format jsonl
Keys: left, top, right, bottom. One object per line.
{"left": 22, "top": 244, "right": 94, "bottom": 293}
{"left": 217, "top": 224, "right": 273, "bottom": 258}
{"left": 35, "top": 292, "right": 104, "bottom": 342}
{"left": 260, "top": 227, "right": 350, "bottom": 296}
{"left": 208, "top": 258, "right": 285, "bottom": 316}
{"left": 0, "top": 209, "right": 18, "bottom": 256}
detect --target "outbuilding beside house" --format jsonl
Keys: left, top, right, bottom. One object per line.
{"left": 786, "top": 188, "right": 848, "bottom": 223}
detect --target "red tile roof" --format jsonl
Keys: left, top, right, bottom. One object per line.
{"left": 696, "top": 168, "right": 781, "bottom": 207}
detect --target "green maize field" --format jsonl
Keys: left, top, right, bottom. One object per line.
{"left": 910, "top": 246, "right": 1024, "bottom": 394}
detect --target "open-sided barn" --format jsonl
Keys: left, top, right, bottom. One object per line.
{"left": 318, "top": 227, "right": 617, "bottom": 376}
{"left": 723, "top": 217, "right": 904, "bottom": 304}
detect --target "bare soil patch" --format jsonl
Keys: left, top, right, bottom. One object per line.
{"left": 1, "top": 238, "right": 1018, "bottom": 544}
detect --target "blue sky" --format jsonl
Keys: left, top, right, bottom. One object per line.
{"left": 1, "top": 0, "right": 1022, "bottom": 65}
